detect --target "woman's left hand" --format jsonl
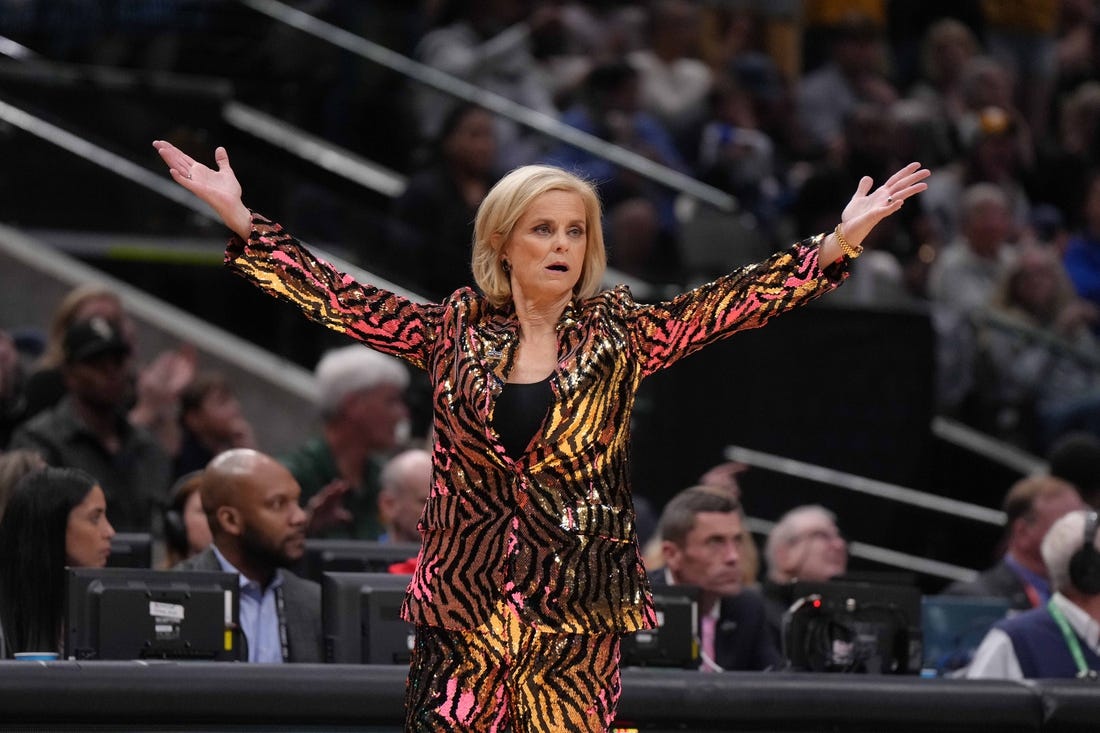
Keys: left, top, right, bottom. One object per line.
{"left": 830, "top": 162, "right": 931, "bottom": 259}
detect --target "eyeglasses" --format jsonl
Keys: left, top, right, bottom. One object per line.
{"left": 790, "top": 528, "right": 844, "bottom": 545}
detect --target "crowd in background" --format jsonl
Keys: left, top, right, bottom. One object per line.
{"left": 5, "top": 0, "right": 1099, "bottom": 454}
{"left": 3, "top": 0, "right": 1100, "bottom": 675}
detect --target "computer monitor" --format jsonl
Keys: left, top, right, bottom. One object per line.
{"left": 64, "top": 567, "right": 241, "bottom": 661}
{"left": 322, "top": 572, "right": 415, "bottom": 665}
{"left": 107, "top": 532, "right": 152, "bottom": 569}
{"left": 621, "top": 585, "right": 700, "bottom": 669}
{"left": 920, "top": 595, "right": 1011, "bottom": 675}
{"left": 783, "top": 579, "right": 923, "bottom": 674}
{"left": 296, "top": 540, "right": 421, "bottom": 583}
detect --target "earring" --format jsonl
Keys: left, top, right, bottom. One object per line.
{"left": 501, "top": 259, "right": 511, "bottom": 274}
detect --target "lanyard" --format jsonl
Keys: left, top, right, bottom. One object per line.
{"left": 1046, "top": 598, "right": 1097, "bottom": 680}
{"left": 274, "top": 585, "right": 290, "bottom": 663}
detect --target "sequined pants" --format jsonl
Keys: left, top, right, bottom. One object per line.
{"left": 404, "top": 600, "right": 622, "bottom": 732}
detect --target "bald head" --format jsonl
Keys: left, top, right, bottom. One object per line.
{"left": 201, "top": 449, "right": 307, "bottom": 579}
{"left": 203, "top": 449, "right": 282, "bottom": 512}
{"left": 765, "top": 504, "right": 848, "bottom": 584}
{"left": 379, "top": 449, "right": 432, "bottom": 544}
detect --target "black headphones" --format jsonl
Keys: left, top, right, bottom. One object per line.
{"left": 164, "top": 471, "right": 203, "bottom": 559}
{"left": 1069, "top": 511, "right": 1100, "bottom": 595}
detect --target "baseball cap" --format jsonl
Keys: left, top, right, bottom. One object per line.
{"left": 63, "top": 316, "right": 131, "bottom": 363}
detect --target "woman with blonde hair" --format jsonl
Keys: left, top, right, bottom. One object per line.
{"left": 154, "top": 137, "right": 927, "bottom": 731}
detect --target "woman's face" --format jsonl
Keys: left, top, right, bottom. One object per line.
{"left": 183, "top": 489, "right": 212, "bottom": 556}
{"left": 502, "top": 190, "right": 588, "bottom": 303}
{"left": 65, "top": 485, "right": 116, "bottom": 568}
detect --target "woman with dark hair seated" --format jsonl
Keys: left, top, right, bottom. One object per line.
{"left": 0, "top": 467, "right": 116, "bottom": 658}
{"left": 161, "top": 470, "right": 212, "bottom": 569}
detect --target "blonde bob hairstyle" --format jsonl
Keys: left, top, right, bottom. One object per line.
{"left": 471, "top": 164, "right": 607, "bottom": 307}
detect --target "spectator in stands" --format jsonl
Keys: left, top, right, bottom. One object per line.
{"left": 175, "top": 448, "right": 322, "bottom": 663}
{"left": 980, "top": 0, "right": 1059, "bottom": 145}
{"left": 10, "top": 317, "right": 171, "bottom": 533}
{"left": 1048, "top": 431, "right": 1100, "bottom": 510}
{"left": 922, "top": 102, "right": 1032, "bottom": 246}
{"left": 0, "top": 449, "right": 46, "bottom": 523}
{"left": 793, "top": 102, "right": 918, "bottom": 307}
{"left": 927, "top": 182, "right": 1017, "bottom": 313}
{"left": 795, "top": 12, "right": 896, "bottom": 159}
{"left": 546, "top": 60, "right": 688, "bottom": 259}
{"left": 970, "top": 244, "right": 1100, "bottom": 450}
{"left": 695, "top": 74, "right": 783, "bottom": 230}
{"left": 20, "top": 284, "right": 196, "bottom": 456}
{"left": 0, "top": 327, "right": 27, "bottom": 449}
{"left": 761, "top": 505, "right": 849, "bottom": 650}
{"left": 1064, "top": 170, "right": 1100, "bottom": 321}
{"left": 283, "top": 345, "right": 410, "bottom": 540}
{"left": 0, "top": 467, "right": 115, "bottom": 658}
{"left": 906, "top": 18, "right": 981, "bottom": 168}
{"left": 967, "top": 509, "right": 1100, "bottom": 679}
{"left": 627, "top": 0, "right": 713, "bottom": 142}
{"left": 413, "top": 0, "right": 560, "bottom": 170}
{"left": 175, "top": 371, "right": 256, "bottom": 478}
{"left": 1056, "top": 0, "right": 1100, "bottom": 92}
{"left": 943, "top": 475, "right": 1086, "bottom": 610}
{"left": 377, "top": 448, "right": 432, "bottom": 545}
{"left": 1028, "top": 83, "right": 1100, "bottom": 230}
{"left": 651, "top": 485, "right": 781, "bottom": 672}
{"left": 161, "top": 470, "right": 212, "bottom": 569}
{"left": 390, "top": 103, "right": 499, "bottom": 302}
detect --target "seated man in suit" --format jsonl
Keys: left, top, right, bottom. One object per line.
{"left": 943, "top": 475, "right": 1085, "bottom": 610}
{"left": 651, "top": 485, "right": 781, "bottom": 672}
{"left": 175, "top": 448, "right": 322, "bottom": 663}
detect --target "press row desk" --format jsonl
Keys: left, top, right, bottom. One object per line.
{"left": 1, "top": 662, "right": 1096, "bottom": 732}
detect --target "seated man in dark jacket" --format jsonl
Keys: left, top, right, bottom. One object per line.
{"left": 650, "top": 485, "right": 781, "bottom": 672}
{"left": 175, "top": 448, "right": 322, "bottom": 663}
{"left": 943, "top": 475, "right": 1085, "bottom": 611}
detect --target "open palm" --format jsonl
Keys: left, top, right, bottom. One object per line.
{"left": 152, "top": 141, "right": 251, "bottom": 239}
{"left": 840, "top": 162, "right": 930, "bottom": 248}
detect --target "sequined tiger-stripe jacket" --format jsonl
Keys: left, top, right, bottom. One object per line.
{"left": 226, "top": 213, "right": 849, "bottom": 634}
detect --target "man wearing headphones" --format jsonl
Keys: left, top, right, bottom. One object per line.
{"left": 967, "top": 510, "right": 1100, "bottom": 679}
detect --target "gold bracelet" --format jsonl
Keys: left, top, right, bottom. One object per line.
{"left": 834, "top": 223, "right": 863, "bottom": 259}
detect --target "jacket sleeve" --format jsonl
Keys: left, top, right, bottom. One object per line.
{"left": 224, "top": 212, "right": 440, "bottom": 371}
{"left": 625, "top": 235, "right": 849, "bottom": 377}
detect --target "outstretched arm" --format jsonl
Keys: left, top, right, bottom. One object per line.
{"left": 819, "top": 161, "right": 931, "bottom": 264}
{"left": 152, "top": 141, "right": 251, "bottom": 240}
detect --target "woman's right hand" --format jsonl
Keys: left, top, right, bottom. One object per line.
{"left": 152, "top": 141, "right": 251, "bottom": 240}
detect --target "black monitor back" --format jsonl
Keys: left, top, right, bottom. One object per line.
{"left": 322, "top": 571, "right": 414, "bottom": 665}
{"left": 784, "top": 579, "right": 922, "bottom": 674}
{"left": 297, "top": 540, "right": 420, "bottom": 583}
{"left": 621, "top": 585, "right": 700, "bottom": 669}
{"left": 107, "top": 533, "right": 152, "bottom": 569}
{"left": 64, "top": 567, "right": 241, "bottom": 661}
